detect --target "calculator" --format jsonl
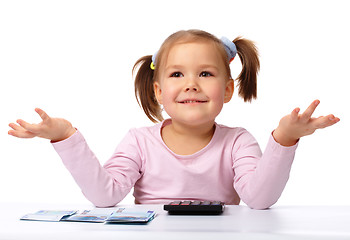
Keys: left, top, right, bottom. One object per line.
{"left": 163, "top": 200, "right": 225, "bottom": 215}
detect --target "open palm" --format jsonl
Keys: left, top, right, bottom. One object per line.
{"left": 8, "top": 108, "right": 76, "bottom": 142}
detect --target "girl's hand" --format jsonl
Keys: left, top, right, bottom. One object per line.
{"left": 273, "top": 100, "right": 340, "bottom": 146}
{"left": 8, "top": 108, "right": 76, "bottom": 142}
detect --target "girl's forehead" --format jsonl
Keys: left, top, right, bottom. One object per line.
{"left": 165, "top": 41, "right": 224, "bottom": 64}
{"left": 169, "top": 41, "right": 218, "bottom": 54}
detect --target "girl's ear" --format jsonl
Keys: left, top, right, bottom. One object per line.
{"left": 224, "top": 79, "right": 234, "bottom": 103}
{"left": 153, "top": 81, "right": 163, "bottom": 105}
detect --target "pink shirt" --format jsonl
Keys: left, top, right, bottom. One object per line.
{"left": 52, "top": 119, "right": 298, "bottom": 209}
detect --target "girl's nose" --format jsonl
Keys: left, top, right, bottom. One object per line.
{"left": 185, "top": 86, "right": 198, "bottom": 92}
{"left": 185, "top": 76, "right": 199, "bottom": 92}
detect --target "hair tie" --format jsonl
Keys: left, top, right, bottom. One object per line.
{"left": 150, "top": 62, "right": 155, "bottom": 70}
{"left": 150, "top": 51, "right": 157, "bottom": 70}
{"left": 220, "top": 37, "right": 237, "bottom": 63}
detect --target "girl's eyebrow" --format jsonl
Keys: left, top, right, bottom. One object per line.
{"left": 198, "top": 64, "right": 219, "bottom": 70}
{"left": 165, "top": 64, "right": 184, "bottom": 70}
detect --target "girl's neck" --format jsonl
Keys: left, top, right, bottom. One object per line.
{"left": 161, "top": 119, "right": 215, "bottom": 155}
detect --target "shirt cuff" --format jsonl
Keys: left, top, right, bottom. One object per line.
{"left": 266, "top": 131, "right": 298, "bottom": 159}
{"left": 51, "top": 129, "right": 84, "bottom": 152}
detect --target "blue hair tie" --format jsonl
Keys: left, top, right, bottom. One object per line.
{"left": 220, "top": 37, "right": 237, "bottom": 62}
{"left": 152, "top": 51, "right": 157, "bottom": 65}
{"left": 150, "top": 37, "right": 237, "bottom": 69}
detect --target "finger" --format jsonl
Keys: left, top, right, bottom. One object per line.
{"left": 9, "top": 122, "right": 26, "bottom": 131}
{"left": 300, "top": 100, "right": 320, "bottom": 121}
{"left": 8, "top": 123, "right": 36, "bottom": 138}
{"left": 8, "top": 129, "right": 36, "bottom": 138}
{"left": 327, "top": 115, "right": 340, "bottom": 126}
{"left": 313, "top": 114, "right": 340, "bottom": 129}
{"left": 291, "top": 107, "right": 300, "bottom": 122}
{"left": 16, "top": 119, "right": 40, "bottom": 133}
{"left": 35, "top": 108, "right": 50, "bottom": 122}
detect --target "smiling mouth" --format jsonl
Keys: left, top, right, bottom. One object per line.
{"left": 178, "top": 100, "right": 208, "bottom": 104}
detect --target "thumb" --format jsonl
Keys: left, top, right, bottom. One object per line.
{"left": 35, "top": 108, "right": 50, "bottom": 122}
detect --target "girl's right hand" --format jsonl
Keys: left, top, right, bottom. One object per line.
{"left": 8, "top": 108, "right": 76, "bottom": 142}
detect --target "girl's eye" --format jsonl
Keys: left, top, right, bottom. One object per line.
{"left": 200, "top": 71, "right": 213, "bottom": 77}
{"left": 170, "top": 72, "right": 183, "bottom": 78}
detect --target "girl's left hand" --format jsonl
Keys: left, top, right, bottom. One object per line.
{"left": 273, "top": 100, "right": 340, "bottom": 146}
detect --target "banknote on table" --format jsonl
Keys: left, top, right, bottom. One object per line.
{"left": 20, "top": 210, "right": 77, "bottom": 222}
{"left": 62, "top": 209, "right": 115, "bottom": 223}
{"left": 106, "top": 208, "right": 156, "bottom": 224}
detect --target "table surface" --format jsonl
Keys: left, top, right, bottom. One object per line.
{"left": 1, "top": 202, "right": 350, "bottom": 240}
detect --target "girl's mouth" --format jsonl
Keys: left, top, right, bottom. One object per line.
{"left": 178, "top": 100, "right": 208, "bottom": 104}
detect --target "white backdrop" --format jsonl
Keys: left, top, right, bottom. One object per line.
{"left": 1, "top": 0, "right": 349, "bottom": 206}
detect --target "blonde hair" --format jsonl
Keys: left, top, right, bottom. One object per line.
{"left": 133, "top": 29, "right": 260, "bottom": 123}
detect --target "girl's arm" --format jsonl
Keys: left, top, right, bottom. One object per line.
{"left": 233, "top": 132, "right": 297, "bottom": 210}
{"left": 233, "top": 100, "right": 339, "bottom": 209}
{"left": 52, "top": 129, "right": 142, "bottom": 207}
{"left": 9, "top": 109, "right": 142, "bottom": 207}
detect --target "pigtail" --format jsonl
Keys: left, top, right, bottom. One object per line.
{"left": 133, "top": 55, "right": 163, "bottom": 123}
{"left": 233, "top": 37, "right": 260, "bottom": 102}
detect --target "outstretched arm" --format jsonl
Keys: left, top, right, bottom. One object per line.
{"left": 9, "top": 108, "right": 141, "bottom": 207}
{"left": 8, "top": 108, "right": 76, "bottom": 142}
{"left": 273, "top": 100, "right": 340, "bottom": 146}
{"left": 234, "top": 100, "right": 339, "bottom": 209}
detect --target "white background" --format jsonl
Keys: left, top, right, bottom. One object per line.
{"left": 0, "top": 0, "right": 349, "bottom": 206}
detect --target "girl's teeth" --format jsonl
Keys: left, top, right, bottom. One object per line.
{"left": 184, "top": 100, "right": 201, "bottom": 103}
{"left": 179, "top": 100, "right": 206, "bottom": 103}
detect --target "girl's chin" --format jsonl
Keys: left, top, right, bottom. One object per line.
{"left": 169, "top": 116, "right": 216, "bottom": 127}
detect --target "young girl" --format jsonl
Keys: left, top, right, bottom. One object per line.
{"left": 8, "top": 29, "right": 339, "bottom": 209}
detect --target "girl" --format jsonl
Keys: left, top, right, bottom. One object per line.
{"left": 8, "top": 30, "right": 339, "bottom": 209}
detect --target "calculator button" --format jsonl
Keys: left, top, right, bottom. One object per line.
{"left": 170, "top": 201, "right": 181, "bottom": 205}
{"left": 202, "top": 201, "right": 211, "bottom": 205}
{"left": 180, "top": 201, "right": 191, "bottom": 205}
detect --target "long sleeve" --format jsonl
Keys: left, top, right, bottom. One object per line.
{"left": 232, "top": 130, "right": 298, "bottom": 210}
{"left": 52, "top": 130, "right": 143, "bottom": 207}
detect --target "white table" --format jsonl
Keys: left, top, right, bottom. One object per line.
{"left": 1, "top": 202, "right": 350, "bottom": 240}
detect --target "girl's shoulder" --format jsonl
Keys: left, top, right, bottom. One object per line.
{"left": 214, "top": 123, "right": 260, "bottom": 153}
{"left": 124, "top": 122, "right": 163, "bottom": 142}
{"left": 215, "top": 123, "right": 252, "bottom": 137}
{"left": 215, "top": 123, "right": 258, "bottom": 145}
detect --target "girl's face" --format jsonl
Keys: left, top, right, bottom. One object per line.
{"left": 154, "top": 41, "right": 234, "bottom": 127}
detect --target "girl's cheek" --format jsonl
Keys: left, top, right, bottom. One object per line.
{"left": 160, "top": 87, "right": 176, "bottom": 106}
{"left": 207, "top": 83, "right": 226, "bottom": 102}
